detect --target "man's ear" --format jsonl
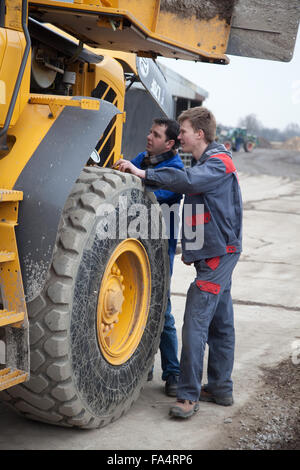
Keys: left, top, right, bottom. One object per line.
{"left": 166, "top": 139, "right": 175, "bottom": 151}
{"left": 198, "top": 129, "right": 205, "bottom": 140}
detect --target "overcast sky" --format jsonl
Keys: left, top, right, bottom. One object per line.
{"left": 158, "top": 28, "right": 300, "bottom": 131}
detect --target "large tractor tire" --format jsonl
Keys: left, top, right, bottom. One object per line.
{"left": 2, "top": 167, "right": 169, "bottom": 428}
{"left": 244, "top": 140, "right": 255, "bottom": 153}
{"left": 223, "top": 140, "right": 232, "bottom": 151}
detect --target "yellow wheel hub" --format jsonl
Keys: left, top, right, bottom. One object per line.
{"left": 97, "top": 239, "right": 151, "bottom": 365}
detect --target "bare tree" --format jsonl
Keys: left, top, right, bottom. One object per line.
{"left": 284, "top": 122, "right": 300, "bottom": 139}
{"left": 238, "top": 115, "right": 300, "bottom": 141}
{"left": 238, "top": 114, "right": 262, "bottom": 134}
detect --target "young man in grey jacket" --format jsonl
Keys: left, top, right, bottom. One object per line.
{"left": 114, "top": 107, "right": 242, "bottom": 419}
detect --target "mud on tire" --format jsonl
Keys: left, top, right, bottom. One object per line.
{"left": 1, "top": 167, "right": 169, "bottom": 428}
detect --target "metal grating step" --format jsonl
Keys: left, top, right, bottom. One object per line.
{"left": 0, "top": 251, "right": 16, "bottom": 263}
{"left": 0, "top": 368, "right": 28, "bottom": 391}
{"left": 0, "top": 190, "right": 23, "bottom": 202}
{"left": 0, "top": 310, "right": 25, "bottom": 327}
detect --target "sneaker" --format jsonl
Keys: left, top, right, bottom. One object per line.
{"left": 165, "top": 374, "right": 179, "bottom": 397}
{"left": 199, "top": 384, "right": 233, "bottom": 406}
{"left": 169, "top": 399, "right": 199, "bottom": 419}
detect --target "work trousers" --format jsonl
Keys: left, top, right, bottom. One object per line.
{"left": 177, "top": 253, "right": 240, "bottom": 402}
{"left": 159, "top": 236, "right": 180, "bottom": 380}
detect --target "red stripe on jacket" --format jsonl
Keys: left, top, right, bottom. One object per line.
{"left": 209, "top": 153, "right": 236, "bottom": 173}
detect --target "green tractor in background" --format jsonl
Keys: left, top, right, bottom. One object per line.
{"left": 217, "top": 126, "right": 258, "bottom": 153}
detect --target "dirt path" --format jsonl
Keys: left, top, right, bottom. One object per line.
{"left": 233, "top": 147, "right": 300, "bottom": 179}
{"left": 210, "top": 359, "right": 300, "bottom": 450}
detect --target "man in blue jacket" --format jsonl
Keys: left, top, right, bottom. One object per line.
{"left": 132, "top": 118, "right": 184, "bottom": 397}
{"left": 114, "top": 107, "right": 242, "bottom": 420}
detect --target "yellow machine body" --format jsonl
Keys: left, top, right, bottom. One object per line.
{"left": 0, "top": 28, "right": 31, "bottom": 129}
{"left": 28, "top": 0, "right": 231, "bottom": 63}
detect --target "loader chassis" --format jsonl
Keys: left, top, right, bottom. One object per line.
{"left": 0, "top": 0, "right": 171, "bottom": 428}
{"left": 0, "top": 0, "right": 299, "bottom": 428}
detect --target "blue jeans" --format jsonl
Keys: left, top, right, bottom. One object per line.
{"left": 159, "top": 237, "right": 180, "bottom": 381}
{"left": 177, "top": 253, "right": 240, "bottom": 401}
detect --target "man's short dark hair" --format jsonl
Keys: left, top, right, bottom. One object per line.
{"left": 153, "top": 118, "right": 180, "bottom": 149}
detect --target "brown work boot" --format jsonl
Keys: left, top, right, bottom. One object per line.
{"left": 200, "top": 385, "right": 233, "bottom": 406}
{"left": 169, "top": 399, "right": 199, "bottom": 419}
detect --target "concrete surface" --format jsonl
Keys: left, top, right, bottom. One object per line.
{"left": 0, "top": 149, "right": 299, "bottom": 450}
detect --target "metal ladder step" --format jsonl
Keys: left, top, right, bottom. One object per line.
{"left": 0, "top": 368, "right": 28, "bottom": 391}
{"left": 0, "top": 190, "right": 23, "bottom": 202}
{"left": 0, "top": 251, "right": 16, "bottom": 263}
{"left": 0, "top": 310, "right": 25, "bottom": 327}
{"left": 0, "top": 188, "right": 29, "bottom": 390}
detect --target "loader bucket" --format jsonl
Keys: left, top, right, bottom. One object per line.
{"left": 28, "top": 0, "right": 299, "bottom": 64}
{"left": 227, "top": 0, "right": 300, "bottom": 62}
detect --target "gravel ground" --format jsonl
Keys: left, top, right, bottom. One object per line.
{"left": 233, "top": 147, "right": 300, "bottom": 179}
{"left": 213, "top": 358, "right": 300, "bottom": 450}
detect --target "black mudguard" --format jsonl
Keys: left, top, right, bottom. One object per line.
{"left": 14, "top": 98, "right": 120, "bottom": 301}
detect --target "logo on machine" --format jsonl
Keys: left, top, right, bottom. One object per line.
{"left": 150, "top": 78, "right": 165, "bottom": 107}
{"left": 137, "top": 56, "right": 172, "bottom": 117}
{"left": 138, "top": 57, "right": 149, "bottom": 78}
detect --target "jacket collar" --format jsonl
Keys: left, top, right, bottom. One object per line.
{"left": 141, "top": 150, "right": 176, "bottom": 169}
{"left": 192, "top": 141, "right": 232, "bottom": 166}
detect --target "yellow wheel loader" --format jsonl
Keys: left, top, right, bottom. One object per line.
{"left": 0, "top": 0, "right": 299, "bottom": 429}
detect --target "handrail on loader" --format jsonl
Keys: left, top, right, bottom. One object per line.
{"left": 0, "top": 0, "right": 31, "bottom": 152}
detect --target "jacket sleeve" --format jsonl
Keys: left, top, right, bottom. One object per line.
{"left": 131, "top": 153, "right": 144, "bottom": 168}
{"left": 145, "top": 157, "right": 229, "bottom": 194}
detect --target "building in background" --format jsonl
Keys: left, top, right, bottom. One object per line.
{"left": 158, "top": 62, "right": 208, "bottom": 119}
